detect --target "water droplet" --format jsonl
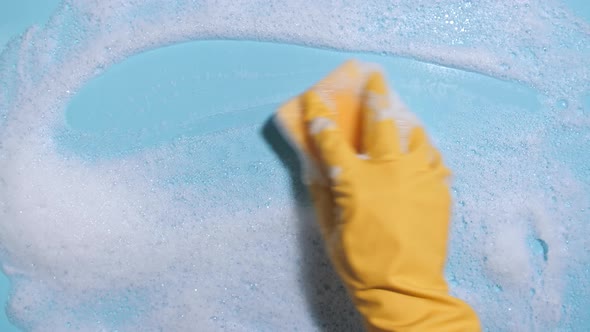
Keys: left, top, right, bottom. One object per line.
{"left": 536, "top": 238, "right": 549, "bottom": 261}
{"left": 556, "top": 99, "right": 568, "bottom": 110}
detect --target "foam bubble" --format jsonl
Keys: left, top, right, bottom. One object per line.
{"left": 0, "top": 0, "right": 589, "bottom": 331}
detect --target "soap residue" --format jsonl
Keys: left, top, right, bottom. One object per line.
{"left": 0, "top": 0, "right": 589, "bottom": 331}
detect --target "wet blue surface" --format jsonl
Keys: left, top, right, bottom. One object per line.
{"left": 0, "top": 0, "right": 61, "bottom": 51}
{"left": 1, "top": 1, "right": 589, "bottom": 331}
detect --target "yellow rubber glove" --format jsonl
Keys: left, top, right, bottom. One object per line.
{"left": 278, "top": 61, "right": 481, "bottom": 331}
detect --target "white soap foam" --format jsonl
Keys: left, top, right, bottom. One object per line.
{"left": 0, "top": 0, "right": 589, "bottom": 331}
{"left": 412, "top": 72, "right": 590, "bottom": 330}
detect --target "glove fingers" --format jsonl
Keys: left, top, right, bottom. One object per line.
{"left": 308, "top": 184, "right": 339, "bottom": 239}
{"left": 430, "top": 148, "right": 452, "bottom": 178}
{"left": 303, "top": 90, "right": 355, "bottom": 183}
{"left": 409, "top": 127, "right": 452, "bottom": 177}
{"left": 408, "top": 126, "right": 435, "bottom": 166}
{"left": 361, "top": 72, "right": 402, "bottom": 161}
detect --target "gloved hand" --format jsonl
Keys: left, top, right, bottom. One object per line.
{"left": 300, "top": 69, "right": 481, "bottom": 331}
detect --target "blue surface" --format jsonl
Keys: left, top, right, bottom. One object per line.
{"left": 1, "top": 1, "right": 589, "bottom": 331}
{"left": 0, "top": 0, "right": 61, "bottom": 51}
{"left": 0, "top": 272, "right": 16, "bottom": 332}
{"left": 59, "top": 40, "right": 540, "bottom": 159}
{"left": 563, "top": 0, "right": 590, "bottom": 21}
